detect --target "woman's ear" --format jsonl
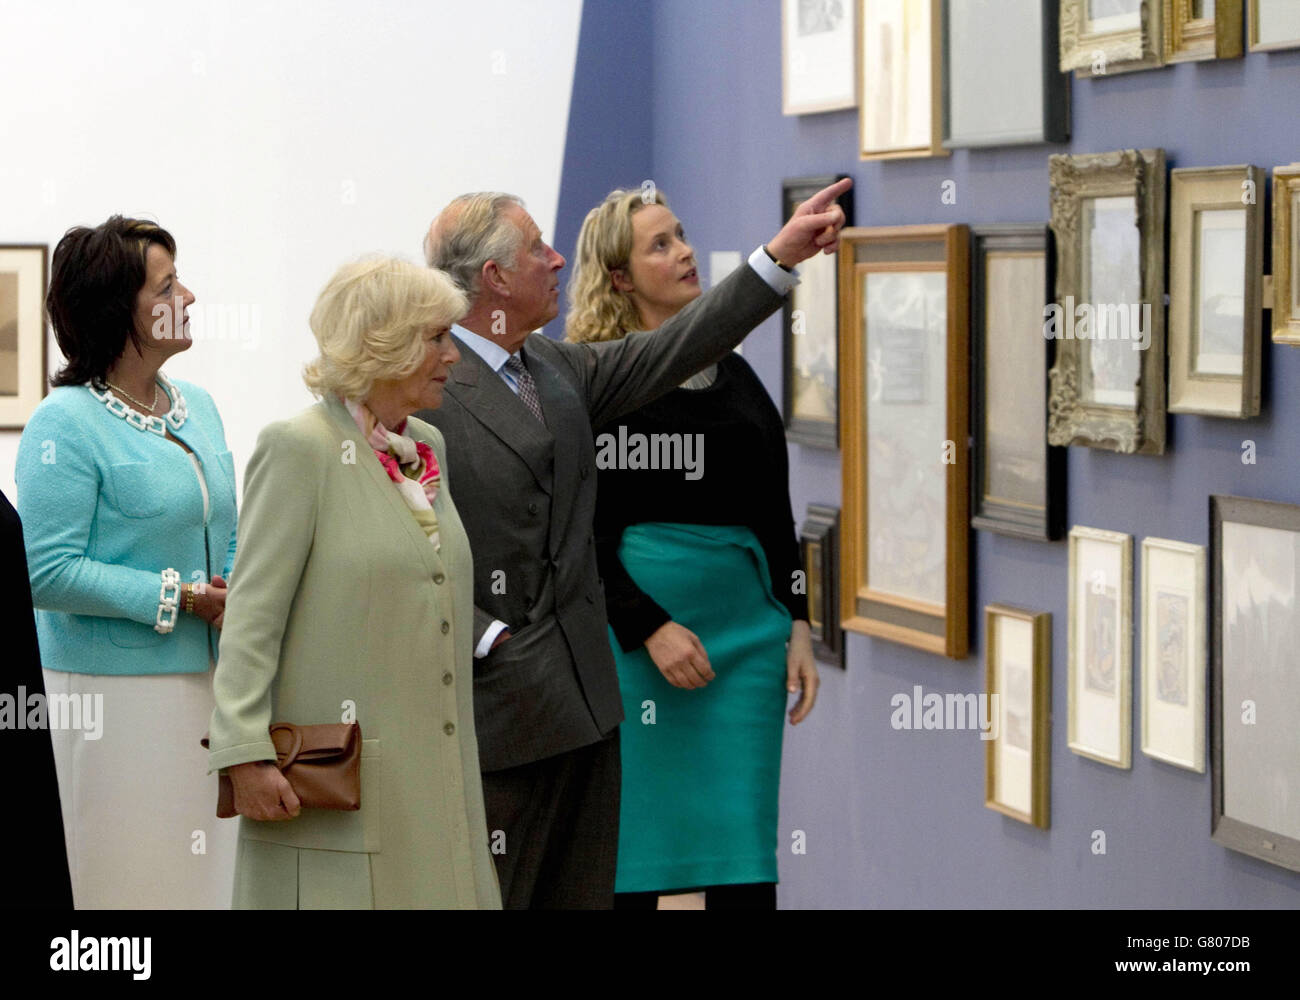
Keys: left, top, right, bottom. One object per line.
{"left": 610, "top": 268, "right": 634, "bottom": 294}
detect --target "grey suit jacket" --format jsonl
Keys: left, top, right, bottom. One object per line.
{"left": 416, "top": 262, "right": 784, "bottom": 772}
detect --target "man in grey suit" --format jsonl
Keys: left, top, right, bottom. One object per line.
{"left": 416, "top": 180, "right": 850, "bottom": 908}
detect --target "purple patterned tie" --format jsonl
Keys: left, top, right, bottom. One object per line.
{"left": 504, "top": 355, "right": 546, "bottom": 426}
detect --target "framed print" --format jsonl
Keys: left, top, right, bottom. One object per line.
{"left": 839, "top": 224, "right": 970, "bottom": 658}
{"left": 1061, "top": 0, "right": 1163, "bottom": 75}
{"left": 801, "top": 504, "right": 845, "bottom": 665}
{"left": 1248, "top": 0, "right": 1300, "bottom": 52}
{"left": 1164, "top": 0, "right": 1243, "bottom": 61}
{"left": 1140, "top": 537, "right": 1206, "bottom": 772}
{"left": 859, "top": 0, "right": 948, "bottom": 159}
{"left": 971, "top": 225, "right": 1065, "bottom": 541}
{"left": 1269, "top": 163, "right": 1300, "bottom": 346}
{"left": 1047, "top": 148, "right": 1167, "bottom": 455}
{"left": 783, "top": 0, "right": 859, "bottom": 114}
{"left": 985, "top": 604, "right": 1051, "bottom": 828}
{"left": 1067, "top": 526, "right": 1133, "bottom": 768}
{"left": 783, "top": 175, "right": 855, "bottom": 448}
{"left": 1211, "top": 495, "right": 1300, "bottom": 872}
{"left": 0, "top": 245, "right": 49, "bottom": 430}
{"left": 943, "top": 0, "right": 1070, "bottom": 148}
{"left": 1168, "top": 165, "right": 1262, "bottom": 417}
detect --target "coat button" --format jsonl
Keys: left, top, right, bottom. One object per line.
{"left": 434, "top": 573, "right": 445, "bottom": 584}
{"left": 586, "top": 591, "right": 595, "bottom": 604}
{"left": 442, "top": 672, "right": 454, "bottom": 686}
{"left": 580, "top": 465, "right": 589, "bottom": 479}
{"left": 441, "top": 620, "right": 450, "bottom": 634}
{"left": 528, "top": 502, "right": 539, "bottom": 515}
{"left": 443, "top": 722, "right": 455, "bottom": 735}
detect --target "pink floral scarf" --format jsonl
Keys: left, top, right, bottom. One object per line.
{"left": 345, "top": 398, "right": 441, "bottom": 550}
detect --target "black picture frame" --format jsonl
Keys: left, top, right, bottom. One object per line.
{"left": 782, "top": 174, "right": 854, "bottom": 449}
{"left": 970, "top": 224, "right": 1065, "bottom": 541}
{"left": 800, "top": 503, "right": 843, "bottom": 667}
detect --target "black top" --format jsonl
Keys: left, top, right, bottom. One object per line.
{"left": 593, "top": 352, "right": 809, "bottom": 652}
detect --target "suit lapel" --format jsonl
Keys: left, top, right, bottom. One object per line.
{"left": 525, "top": 342, "right": 586, "bottom": 548}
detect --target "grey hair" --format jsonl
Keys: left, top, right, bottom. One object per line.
{"left": 423, "top": 192, "right": 526, "bottom": 297}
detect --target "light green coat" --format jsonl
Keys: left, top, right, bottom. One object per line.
{"left": 207, "top": 396, "right": 501, "bottom": 909}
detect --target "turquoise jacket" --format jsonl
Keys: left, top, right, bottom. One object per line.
{"left": 15, "top": 378, "right": 238, "bottom": 675}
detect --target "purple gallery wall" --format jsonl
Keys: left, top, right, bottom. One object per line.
{"left": 554, "top": 0, "right": 1300, "bottom": 906}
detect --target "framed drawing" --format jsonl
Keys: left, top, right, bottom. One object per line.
{"left": 1248, "top": 0, "right": 1300, "bottom": 52}
{"left": 859, "top": 0, "right": 947, "bottom": 159}
{"left": 1047, "top": 148, "right": 1167, "bottom": 455}
{"left": 1269, "top": 163, "right": 1300, "bottom": 346}
{"left": 839, "top": 224, "right": 970, "bottom": 658}
{"left": 985, "top": 604, "right": 1051, "bottom": 828}
{"left": 943, "top": 0, "right": 1070, "bottom": 148}
{"left": 1168, "top": 165, "right": 1262, "bottom": 418}
{"left": 801, "top": 504, "right": 844, "bottom": 666}
{"left": 783, "top": 175, "right": 855, "bottom": 448}
{"left": 1067, "top": 526, "right": 1132, "bottom": 768}
{"left": 1140, "top": 537, "right": 1206, "bottom": 772}
{"left": 1164, "top": 0, "right": 1243, "bottom": 61}
{"left": 0, "top": 245, "right": 49, "bottom": 430}
{"left": 971, "top": 225, "right": 1065, "bottom": 541}
{"left": 1211, "top": 495, "right": 1300, "bottom": 872}
{"left": 1061, "top": 0, "right": 1163, "bottom": 75}
{"left": 783, "top": 0, "right": 859, "bottom": 114}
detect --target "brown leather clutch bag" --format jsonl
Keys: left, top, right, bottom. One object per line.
{"left": 202, "top": 722, "right": 362, "bottom": 819}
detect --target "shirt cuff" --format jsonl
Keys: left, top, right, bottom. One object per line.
{"left": 475, "top": 619, "right": 509, "bottom": 659}
{"left": 748, "top": 245, "right": 800, "bottom": 296}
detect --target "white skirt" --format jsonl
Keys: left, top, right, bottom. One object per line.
{"left": 43, "top": 668, "right": 238, "bottom": 909}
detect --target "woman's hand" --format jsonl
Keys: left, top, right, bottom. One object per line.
{"left": 228, "top": 761, "right": 300, "bottom": 821}
{"left": 187, "top": 576, "right": 228, "bottom": 629}
{"left": 766, "top": 177, "right": 852, "bottom": 267}
{"left": 645, "top": 620, "right": 714, "bottom": 689}
{"left": 786, "top": 620, "right": 819, "bottom": 725}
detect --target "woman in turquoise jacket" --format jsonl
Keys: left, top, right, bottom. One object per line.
{"left": 15, "top": 216, "right": 239, "bottom": 908}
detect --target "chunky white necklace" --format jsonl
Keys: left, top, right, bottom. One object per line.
{"left": 88, "top": 372, "right": 188, "bottom": 435}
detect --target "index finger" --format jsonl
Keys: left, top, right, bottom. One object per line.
{"left": 800, "top": 177, "right": 853, "bottom": 214}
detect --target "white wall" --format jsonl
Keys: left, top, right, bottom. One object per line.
{"left": 0, "top": 0, "right": 582, "bottom": 497}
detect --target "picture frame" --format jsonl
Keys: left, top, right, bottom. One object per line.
{"left": 1164, "top": 0, "right": 1243, "bottom": 61}
{"left": 985, "top": 603, "right": 1051, "bottom": 828}
{"left": 1167, "top": 165, "right": 1262, "bottom": 418}
{"left": 1140, "top": 536, "right": 1206, "bottom": 773}
{"left": 1047, "top": 148, "right": 1167, "bottom": 455}
{"left": 800, "top": 503, "right": 845, "bottom": 666}
{"left": 859, "top": 0, "right": 948, "bottom": 159}
{"left": 839, "top": 224, "right": 970, "bottom": 658}
{"left": 971, "top": 225, "right": 1066, "bottom": 541}
{"left": 783, "top": 0, "right": 860, "bottom": 114}
{"left": 943, "top": 0, "right": 1070, "bottom": 149}
{"left": 1060, "top": 0, "right": 1163, "bottom": 75}
{"left": 1067, "top": 525, "right": 1133, "bottom": 768}
{"left": 0, "top": 244, "right": 49, "bottom": 430}
{"left": 1269, "top": 162, "right": 1300, "bottom": 346}
{"left": 1211, "top": 494, "right": 1300, "bottom": 872}
{"left": 1248, "top": 0, "right": 1300, "bottom": 52}
{"left": 783, "top": 174, "right": 855, "bottom": 448}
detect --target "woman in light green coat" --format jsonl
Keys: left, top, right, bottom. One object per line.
{"left": 207, "top": 257, "right": 501, "bottom": 909}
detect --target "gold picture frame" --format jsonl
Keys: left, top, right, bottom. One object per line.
{"left": 1061, "top": 0, "right": 1163, "bottom": 76}
{"left": 1270, "top": 163, "right": 1300, "bottom": 346}
{"left": 858, "top": 0, "right": 947, "bottom": 159}
{"left": 1248, "top": 0, "right": 1300, "bottom": 52}
{"left": 985, "top": 604, "right": 1051, "bottom": 829}
{"left": 1164, "top": 0, "right": 1243, "bottom": 62}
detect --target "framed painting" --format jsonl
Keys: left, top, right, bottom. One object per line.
{"left": 1164, "top": 0, "right": 1243, "bottom": 61}
{"left": 971, "top": 225, "right": 1065, "bottom": 541}
{"left": 801, "top": 503, "right": 844, "bottom": 666}
{"left": 783, "top": 174, "right": 855, "bottom": 448}
{"left": 783, "top": 0, "right": 859, "bottom": 114}
{"left": 1047, "top": 148, "right": 1167, "bottom": 454}
{"left": 1067, "top": 525, "right": 1133, "bottom": 768}
{"left": 839, "top": 224, "right": 970, "bottom": 658}
{"left": 1269, "top": 163, "right": 1300, "bottom": 346}
{"left": 859, "top": 0, "right": 948, "bottom": 159}
{"left": 943, "top": 0, "right": 1070, "bottom": 148}
{"left": 985, "top": 604, "right": 1051, "bottom": 828}
{"left": 0, "top": 245, "right": 49, "bottom": 430}
{"left": 1248, "top": 0, "right": 1300, "bottom": 52}
{"left": 1211, "top": 495, "right": 1300, "bottom": 872}
{"left": 1167, "top": 165, "right": 1262, "bottom": 418}
{"left": 1061, "top": 0, "right": 1164, "bottom": 75}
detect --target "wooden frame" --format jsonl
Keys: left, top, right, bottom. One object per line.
{"left": 839, "top": 224, "right": 970, "bottom": 658}
{"left": 0, "top": 244, "right": 49, "bottom": 430}
{"left": 1211, "top": 495, "right": 1300, "bottom": 872}
{"left": 1140, "top": 536, "right": 1206, "bottom": 773}
{"left": 1061, "top": 0, "right": 1164, "bottom": 75}
{"left": 783, "top": 0, "right": 860, "bottom": 114}
{"left": 1248, "top": 0, "right": 1300, "bottom": 52}
{"left": 1067, "top": 525, "right": 1133, "bottom": 769}
{"left": 985, "top": 604, "right": 1051, "bottom": 828}
{"left": 1269, "top": 163, "right": 1300, "bottom": 346}
{"left": 971, "top": 225, "right": 1065, "bottom": 541}
{"left": 943, "top": 0, "right": 1070, "bottom": 148}
{"left": 1168, "top": 165, "right": 1262, "bottom": 418}
{"left": 858, "top": 0, "right": 948, "bottom": 159}
{"left": 801, "top": 504, "right": 844, "bottom": 666}
{"left": 1164, "top": 0, "right": 1243, "bottom": 61}
{"left": 1047, "top": 148, "right": 1167, "bottom": 455}
{"left": 783, "top": 174, "right": 855, "bottom": 448}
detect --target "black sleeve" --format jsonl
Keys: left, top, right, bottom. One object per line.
{"left": 595, "top": 521, "right": 672, "bottom": 653}
{"left": 755, "top": 511, "right": 809, "bottom": 624}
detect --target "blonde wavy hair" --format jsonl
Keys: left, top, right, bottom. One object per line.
{"left": 303, "top": 256, "right": 468, "bottom": 401}
{"left": 564, "top": 187, "right": 668, "bottom": 344}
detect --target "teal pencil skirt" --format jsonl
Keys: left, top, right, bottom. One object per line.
{"left": 612, "top": 522, "right": 792, "bottom": 893}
